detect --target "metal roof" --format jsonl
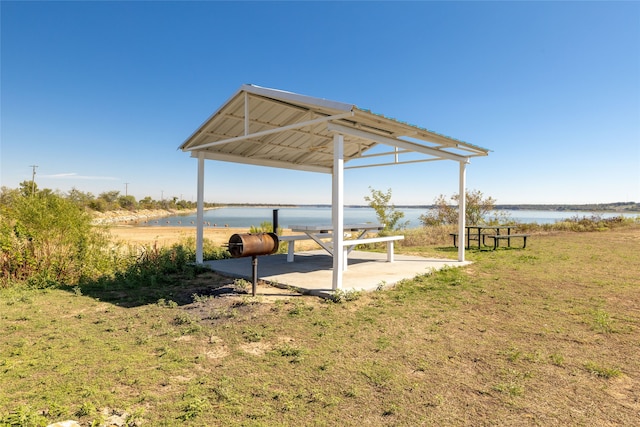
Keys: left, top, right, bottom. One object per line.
{"left": 179, "top": 84, "right": 489, "bottom": 173}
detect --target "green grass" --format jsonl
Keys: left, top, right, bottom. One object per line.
{"left": 1, "top": 226, "right": 639, "bottom": 426}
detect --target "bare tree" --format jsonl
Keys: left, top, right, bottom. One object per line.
{"left": 420, "top": 189, "right": 499, "bottom": 226}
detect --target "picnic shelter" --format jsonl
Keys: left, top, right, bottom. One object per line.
{"left": 179, "top": 84, "right": 490, "bottom": 290}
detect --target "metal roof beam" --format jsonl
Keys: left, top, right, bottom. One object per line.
{"left": 221, "top": 112, "right": 330, "bottom": 141}
{"left": 327, "top": 123, "right": 469, "bottom": 162}
{"left": 355, "top": 149, "right": 413, "bottom": 159}
{"left": 190, "top": 112, "right": 353, "bottom": 152}
{"left": 190, "top": 151, "right": 331, "bottom": 173}
{"left": 345, "top": 157, "right": 446, "bottom": 170}
{"left": 239, "top": 138, "right": 333, "bottom": 159}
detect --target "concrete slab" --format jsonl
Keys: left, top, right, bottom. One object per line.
{"left": 203, "top": 250, "right": 471, "bottom": 298}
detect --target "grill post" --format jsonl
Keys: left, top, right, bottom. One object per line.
{"left": 272, "top": 209, "right": 279, "bottom": 234}
{"left": 251, "top": 255, "right": 258, "bottom": 296}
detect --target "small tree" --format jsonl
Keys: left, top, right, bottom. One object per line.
{"left": 97, "top": 191, "right": 121, "bottom": 211}
{"left": 139, "top": 196, "right": 155, "bottom": 209}
{"left": 364, "top": 187, "right": 408, "bottom": 233}
{"left": 118, "top": 195, "right": 138, "bottom": 211}
{"left": 420, "top": 189, "right": 498, "bottom": 226}
{"left": 67, "top": 188, "right": 95, "bottom": 209}
{"left": 18, "top": 180, "right": 38, "bottom": 197}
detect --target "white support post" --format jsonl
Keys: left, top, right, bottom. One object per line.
{"left": 332, "top": 133, "right": 345, "bottom": 290}
{"left": 458, "top": 160, "right": 467, "bottom": 262}
{"left": 196, "top": 152, "right": 205, "bottom": 264}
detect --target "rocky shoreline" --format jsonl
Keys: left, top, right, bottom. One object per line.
{"left": 90, "top": 208, "right": 201, "bottom": 225}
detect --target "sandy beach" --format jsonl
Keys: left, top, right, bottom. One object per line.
{"left": 106, "top": 225, "right": 325, "bottom": 254}
{"left": 107, "top": 225, "right": 250, "bottom": 247}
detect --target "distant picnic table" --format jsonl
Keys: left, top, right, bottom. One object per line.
{"left": 451, "top": 225, "right": 530, "bottom": 250}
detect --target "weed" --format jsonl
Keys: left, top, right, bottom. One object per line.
{"left": 343, "top": 387, "right": 359, "bottom": 398}
{"left": 431, "top": 265, "right": 466, "bottom": 286}
{"left": 178, "top": 396, "right": 210, "bottom": 421}
{"left": 233, "top": 278, "right": 250, "bottom": 292}
{"left": 504, "top": 346, "right": 522, "bottom": 362}
{"left": 382, "top": 403, "right": 400, "bottom": 416}
{"left": 549, "top": 353, "right": 565, "bottom": 367}
{"left": 273, "top": 344, "right": 305, "bottom": 363}
{"left": 274, "top": 344, "right": 303, "bottom": 357}
{"left": 414, "top": 360, "right": 430, "bottom": 372}
{"left": 125, "top": 407, "right": 146, "bottom": 426}
{"left": 288, "top": 301, "right": 313, "bottom": 316}
{"left": 1, "top": 405, "right": 47, "bottom": 426}
{"left": 521, "top": 350, "right": 544, "bottom": 364}
{"left": 233, "top": 295, "right": 262, "bottom": 306}
{"left": 361, "top": 362, "right": 393, "bottom": 388}
{"left": 172, "top": 313, "right": 194, "bottom": 325}
{"left": 44, "top": 402, "right": 67, "bottom": 419}
{"left": 584, "top": 361, "right": 622, "bottom": 378}
{"left": 135, "top": 336, "right": 150, "bottom": 345}
{"left": 493, "top": 368, "right": 531, "bottom": 397}
{"left": 493, "top": 382, "right": 525, "bottom": 397}
{"left": 156, "top": 298, "right": 178, "bottom": 308}
{"left": 211, "top": 376, "right": 240, "bottom": 405}
{"left": 208, "top": 307, "right": 238, "bottom": 320}
{"left": 375, "top": 336, "right": 392, "bottom": 352}
{"left": 331, "top": 289, "right": 362, "bottom": 303}
{"left": 242, "top": 327, "right": 266, "bottom": 342}
{"left": 75, "top": 401, "right": 97, "bottom": 417}
{"left": 591, "top": 309, "right": 616, "bottom": 333}
{"left": 191, "top": 293, "right": 209, "bottom": 303}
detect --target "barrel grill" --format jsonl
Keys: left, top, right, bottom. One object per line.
{"left": 226, "top": 232, "right": 279, "bottom": 296}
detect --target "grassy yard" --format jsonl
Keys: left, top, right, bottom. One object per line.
{"left": 1, "top": 227, "right": 639, "bottom": 426}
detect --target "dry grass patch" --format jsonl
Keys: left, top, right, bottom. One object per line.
{"left": 1, "top": 226, "right": 639, "bottom": 426}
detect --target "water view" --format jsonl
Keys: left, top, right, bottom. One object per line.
{"left": 134, "top": 206, "right": 638, "bottom": 228}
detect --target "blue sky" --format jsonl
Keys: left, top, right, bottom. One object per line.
{"left": 2, "top": 1, "right": 639, "bottom": 206}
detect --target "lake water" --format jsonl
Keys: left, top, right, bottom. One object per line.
{"left": 134, "top": 206, "right": 638, "bottom": 228}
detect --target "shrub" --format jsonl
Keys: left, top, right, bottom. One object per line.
{"left": 420, "top": 189, "right": 505, "bottom": 226}
{"left": 0, "top": 190, "right": 111, "bottom": 287}
{"left": 516, "top": 214, "right": 637, "bottom": 233}
{"left": 401, "top": 224, "right": 457, "bottom": 246}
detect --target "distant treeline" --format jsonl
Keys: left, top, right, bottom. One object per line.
{"left": 2, "top": 181, "right": 220, "bottom": 213}
{"left": 221, "top": 202, "right": 640, "bottom": 212}
{"left": 3, "top": 181, "right": 637, "bottom": 213}
{"left": 492, "top": 202, "right": 640, "bottom": 212}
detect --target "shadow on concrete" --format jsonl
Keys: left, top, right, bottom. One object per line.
{"left": 204, "top": 250, "right": 471, "bottom": 298}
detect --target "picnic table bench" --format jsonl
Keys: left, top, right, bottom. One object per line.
{"left": 485, "top": 234, "right": 530, "bottom": 249}
{"left": 451, "top": 226, "right": 529, "bottom": 250}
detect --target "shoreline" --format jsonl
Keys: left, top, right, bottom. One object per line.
{"left": 91, "top": 207, "right": 219, "bottom": 225}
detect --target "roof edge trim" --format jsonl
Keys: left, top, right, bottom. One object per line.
{"left": 243, "top": 84, "right": 354, "bottom": 112}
